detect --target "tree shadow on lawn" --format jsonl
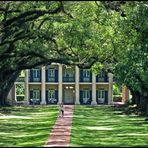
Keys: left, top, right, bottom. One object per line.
{"left": 70, "top": 105, "right": 148, "bottom": 147}
{"left": 0, "top": 105, "right": 58, "bottom": 147}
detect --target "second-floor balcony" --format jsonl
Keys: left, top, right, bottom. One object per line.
{"left": 29, "top": 69, "right": 41, "bottom": 82}
{"left": 63, "top": 76, "right": 75, "bottom": 82}
{"left": 96, "top": 77, "right": 108, "bottom": 82}
{"left": 96, "top": 70, "right": 108, "bottom": 82}
{"left": 46, "top": 77, "right": 58, "bottom": 82}
{"left": 83, "top": 77, "right": 91, "bottom": 82}
{"left": 46, "top": 69, "right": 58, "bottom": 82}
{"left": 29, "top": 77, "right": 41, "bottom": 82}
{"left": 80, "top": 69, "right": 92, "bottom": 82}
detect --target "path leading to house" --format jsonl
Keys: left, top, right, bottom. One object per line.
{"left": 44, "top": 105, "right": 74, "bottom": 147}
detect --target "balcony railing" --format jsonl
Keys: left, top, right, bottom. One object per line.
{"left": 80, "top": 77, "right": 91, "bottom": 82}
{"left": 16, "top": 77, "right": 25, "bottom": 82}
{"left": 97, "top": 77, "right": 105, "bottom": 82}
{"left": 29, "top": 77, "right": 41, "bottom": 82}
{"left": 46, "top": 77, "right": 56, "bottom": 82}
{"left": 96, "top": 76, "right": 108, "bottom": 82}
{"left": 63, "top": 77, "right": 75, "bottom": 82}
{"left": 83, "top": 77, "right": 91, "bottom": 82}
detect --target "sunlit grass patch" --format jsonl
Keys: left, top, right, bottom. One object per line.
{"left": 0, "top": 105, "right": 58, "bottom": 147}
{"left": 70, "top": 105, "right": 148, "bottom": 147}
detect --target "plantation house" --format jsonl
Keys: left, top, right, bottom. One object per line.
{"left": 8, "top": 63, "right": 114, "bottom": 105}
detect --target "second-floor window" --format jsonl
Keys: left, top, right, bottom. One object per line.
{"left": 64, "top": 68, "right": 75, "bottom": 82}
{"left": 99, "top": 71, "right": 105, "bottom": 78}
{"left": 64, "top": 67, "right": 74, "bottom": 77}
{"left": 33, "top": 69, "right": 39, "bottom": 78}
{"left": 48, "top": 69, "right": 55, "bottom": 77}
{"left": 83, "top": 69, "right": 90, "bottom": 78}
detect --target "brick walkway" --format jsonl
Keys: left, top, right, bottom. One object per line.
{"left": 44, "top": 105, "right": 74, "bottom": 147}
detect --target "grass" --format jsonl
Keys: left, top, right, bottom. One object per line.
{"left": 0, "top": 105, "right": 58, "bottom": 147}
{"left": 0, "top": 105, "right": 148, "bottom": 147}
{"left": 70, "top": 105, "right": 148, "bottom": 147}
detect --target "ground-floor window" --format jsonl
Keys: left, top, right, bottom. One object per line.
{"left": 46, "top": 90, "right": 58, "bottom": 104}
{"left": 80, "top": 89, "right": 91, "bottom": 104}
{"left": 30, "top": 89, "right": 41, "bottom": 104}
{"left": 83, "top": 90, "right": 90, "bottom": 103}
{"left": 97, "top": 90, "right": 105, "bottom": 104}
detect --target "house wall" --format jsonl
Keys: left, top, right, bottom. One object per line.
{"left": 11, "top": 63, "right": 113, "bottom": 105}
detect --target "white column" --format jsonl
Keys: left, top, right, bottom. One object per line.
{"left": 24, "top": 70, "right": 29, "bottom": 105}
{"left": 58, "top": 64, "right": 63, "bottom": 104}
{"left": 75, "top": 66, "right": 80, "bottom": 104}
{"left": 91, "top": 72, "right": 97, "bottom": 105}
{"left": 41, "top": 66, "right": 46, "bottom": 105}
{"left": 108, "top": 73, "right": 113, "bottom": 105}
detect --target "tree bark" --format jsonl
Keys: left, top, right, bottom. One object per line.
{"left": 130, "top": 90, "right": 140, "bottom": 106}
{"left": 142, "top": 97, "right": 148, "bottom": 115}
{"left": 0, "top": 71, "right": 20, "bottom": 106}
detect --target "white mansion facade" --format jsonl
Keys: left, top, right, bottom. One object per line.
{"left": 8, "top": 63, "right": 114, "bottom": 105}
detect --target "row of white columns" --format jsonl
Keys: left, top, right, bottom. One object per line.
{"left": 23, "top": 64, "right": 113, "bottom": 105}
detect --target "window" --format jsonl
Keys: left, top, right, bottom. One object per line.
{"left": 48, "top": 69, "right": 55, "bottom": 77}
{"left": 48, "top": 89, "right": 55, "bottom": 99}
{"left": 83, "top": 69, "right": 90, "bottom": 77}
{"left": 83, "top": 90, "right": 90, "bottom": 103}
{"left": 64, "top": 67, "right": 75, "bottom": 82}
{"left": 33, "top": 90, "right": 40, "bottom": 103}
{"left": 33, "top": 90, "right": 40, "bottom": 98}
{"left": 48, "top": 89, "right": 56, "bottom": 103}
{"left": 98, "top": 90, "right": 105, "bottom": 103}
{"left": 83, "top": 90, "right": 89, "bottom": 98}
{"left": 99, "top": 71, "right": 105, "bottom": 78}
{"left": 33, "top": 69, "right": 38, "bottom": 78}
{"left": 64, "top": 68, "right": 74, "bottom": 77}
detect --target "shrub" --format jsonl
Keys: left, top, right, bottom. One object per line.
{"left": 113, "top": 95, "right": 122, "bottom": 102}
{"left": 17, "top": 95, "right": 24, "bottom": 101}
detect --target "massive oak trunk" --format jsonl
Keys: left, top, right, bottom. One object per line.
{"left": 130, "top": 90, "right": 140, "bottom": 106}
{"left": 130, "top": 88, "right": 148, "bottom": 115}
{"left": 0, "top": 71, "right": 20, "bottom": 106}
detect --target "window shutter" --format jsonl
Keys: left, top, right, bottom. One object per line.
{"left": 80, "top": 69, "right": 83, "bottom": 82}
{"left": 80, "top": 90, "right": 83, "bottom": 104}
{"left": 55, "top": 90, "right": 58, "bottom": 103}
{"left": 96, "top": 90, "right": 98, "bottom": 104}
{"left": 39, "top": 69, "right": 41, "bottom": 82}
{"left": 90, "top": 71, "right": 92, "bottom": 82}
{"left": 30, "top": 90, "right": 33, "bottom": 104}
{"left": 90, "top": 90, "right": 92, "bottom": 104}
{"left": 30, "top": 90, "right": 33, "bottom": 99}
{"left": 46, "top": 90, "right": 48, "bottom": 103}
{"left": 40, "top": 90, "right": 41, "bottom": 103}
{"left": 55, "top": 69, "right": 58, "bottom": 82}
{"left": 105, "top": 72, "right": 108, "bottom": 82}
{"left": 46, "top": 69, "right": 48, "bottom": 82}
{"left": 96, "top": 75, "right": 98, "bottom": 82}
{"left": 30, "top": 69, "right": 33, "bottom": 82}
{"left": 105, "top": 91, "right": 108, "bottom": 104}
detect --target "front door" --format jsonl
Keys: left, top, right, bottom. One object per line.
{"left": 64, "top": 89, "right": 75, "bottom": 104}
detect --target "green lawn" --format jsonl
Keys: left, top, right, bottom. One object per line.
{"left": 0, "top": 105, "right": 148, "bottom": 147}
{"left": 0, "top": 105, "right": 58, "bottom": 147}
{"left": 70, "top": 105, "right": 148, "bottom": 147}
